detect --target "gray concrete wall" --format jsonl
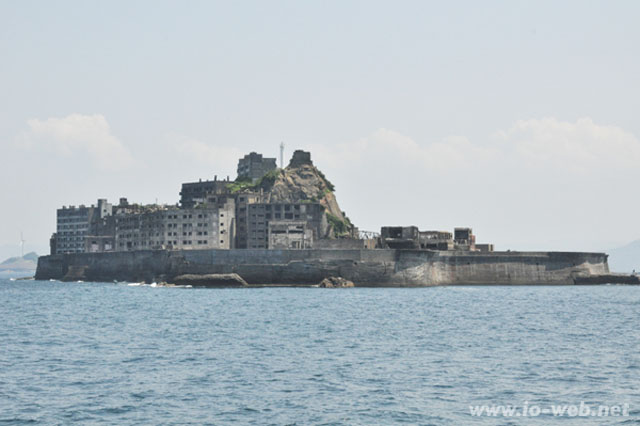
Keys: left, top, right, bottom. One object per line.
{"left": 36, "top": 248, "right": 609, "bottom": 286}
{"left": 314, "top": 239, "right": 366, "bottom": 249}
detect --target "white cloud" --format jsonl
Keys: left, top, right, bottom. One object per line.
{"left": 169, "top": 134, "right": 245, "bottom": 178}
{"left": 313, "top": 128, "right": 490, "bottom": 172}
{"left": 314, "top": 118, "right": 640, "bottom": 176}
{"left": 18, "top": 114, "right": 133, "bottom": 170}
{"left": 310, "top": 118, "right": 640, "bottom": 251}
{"left": 493, "top": 117, "right": 640, "bottom": 172}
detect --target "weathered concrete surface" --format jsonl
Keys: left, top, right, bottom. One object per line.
{"left": 574, "top": 274, "right": 640, "bottom": 285}
{"left": 36, "top": 249, "right": 610, "bottom": 286}
{"left": 172, "top": 273, "right": 248, "bottom": 287}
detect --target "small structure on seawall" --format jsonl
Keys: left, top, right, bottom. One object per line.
{"left": 573, "top": 274, "right": 640, "bottom": 285}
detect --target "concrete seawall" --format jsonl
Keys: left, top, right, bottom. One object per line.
{"left": 35, "top": 249, "right": 609, "bottom": 286}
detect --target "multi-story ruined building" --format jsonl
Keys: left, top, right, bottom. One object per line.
{"left": 51, "top": 151, "right": 277, "bottom": 254}
{"left": 380, "top": 226, "right": 489, "bottom": 251}
{"left": 54, "top": 199, "right": 112, "bottom": 254}
{"left": 246, "top": 203, "right": 326, "bottom": 249}
{"left": 380, "top": 226, "right": 421, "bottom": 249}
{"left": 179, "top": 184, "right": 265, "bottom": 250}
{"left": 180, "top": 177, "right": 232, "bottom": 208}
{"left": 268, "top": 222, "right": 314, "bottom": 249}
{"left": 454, "top": 227, "right": 476, "bottom": 251}
{"left": 113, "top": 200, "right": 235, "bottom": 251}
{"left": 419, "top": 231, "right": 454, "bottom": 250}
{"left": 72, "top": 197, "right": 235, "bottom": 253}
{"left": 49, "top": 149, "right": 493, "bottom": 255}
{"left": 235, "top": 192, "right": 265, "bottom": 249}
{"left": 237, "top": 152, "right": 277, "bottom": 183}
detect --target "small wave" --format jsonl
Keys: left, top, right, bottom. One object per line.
{"left": 0, "top": 417, "right": 38, "bottom": 424}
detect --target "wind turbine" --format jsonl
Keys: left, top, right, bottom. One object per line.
{"left": 20, "top": 232, "right": 25, "bottom": 258}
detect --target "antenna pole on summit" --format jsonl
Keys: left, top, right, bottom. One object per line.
{"left": 280, "top": 142, "right": 284, "bottom": 169}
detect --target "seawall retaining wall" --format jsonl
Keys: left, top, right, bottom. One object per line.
{"left": 35, "top": 249, "right": 609, "bottom": 286}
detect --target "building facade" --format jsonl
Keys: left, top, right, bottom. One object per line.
{"left": 55, "top": 199, "right": 112, "bottom": 254}
{"left": 235, "top": 192, "right": 265, "bottom": 249}
{"left": 180, "top": 177, "right": 232, "bottom": 208}
{"left": 237, "top": 152, "right": 277, "bottom": 183}
{"left": 268, "top": 221, "right": 314, "bottom": 249}
{"left": 419, "top": 231, "right": 454, "bottom": 250}
{"left": 380, "top": 226, "right": 421, "bottom": 249}
{"left": 246, "top": 202, "right": 326, "bottom": 249}
{"left": 380, "top": 226, "right": 486, "bottom": 251}
{"left": 454, "top": 227, "right": 476, "bottom": 251}
{"left": 114, "top": 201, "right": 235, "bottom": 252}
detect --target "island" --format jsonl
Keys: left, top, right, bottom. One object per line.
{"left": 36, "top": 150, "right": 633, "bottom": 286}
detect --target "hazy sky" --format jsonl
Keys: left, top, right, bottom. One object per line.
{"left": 1, "top": 0, "right": 639, "bottom": 257}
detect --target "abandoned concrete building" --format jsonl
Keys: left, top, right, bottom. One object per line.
{"left": 268, "top": 222, "right": 314, "bottom": 249}
{"left": 380, "top": 226, "right": 422, "bottom": 249}
{"left": 49, "top": 149, "right": 494, "bottom": 254}
{"left": 57, "top": 196, "right": 235, "bottom": 254}
{"left": 180, "top": 177, "right": 233, "bottom": 209}
{"left": 112, "top": 200, "right": 235, "bottom": 252}
{"left": 237, "top": 152, "right": 277, "bottom": 183}
{"left": 420, "top": 231, "right": 454, "bottom": 250}
{"left": 288, "top": 149, "right": 313, "bottom": 168}
{"left": 53, "top": 199, "right": 112, "bottom": 254}
{"left": 454, "top": 227, "right": 476, "bottom": 251}
{"left": 380, "top": 226, "right": 492, "bottom": 252}
{"left": 235, "top": 192, "right": 265, "bottom": 249}
{"left": 246, "top": 203, "right": 326, "bottom": 249}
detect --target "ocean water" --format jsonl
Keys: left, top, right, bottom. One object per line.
{"left": 0, "top": 280, "right": 639, "bottom": 425}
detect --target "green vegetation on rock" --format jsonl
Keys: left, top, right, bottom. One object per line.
{"left": 226, "top": 169, "right": 284, "bottom": 194}
{"left": 317, "top": 169, "right": 335, "bottom": 192}
{"left": 226, "top": 160, "right": 354, "bottom": 239}
{"left": 320, "top": 188, "right": 331, "bottom": 199}
{"left": 226, "top": 177, "right": 254, "bottom": 193}
{"left": 257, "top": 168, "right": 282, "bottom": 189}
{"left": 326, "top": 213, "right": 350, "bottom": 237}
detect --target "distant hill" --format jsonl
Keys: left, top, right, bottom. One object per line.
{"left": 1, "top": 251, "right": 38, "bottom": 265}
{"left": 0, "top": 252, "right": 38, "bottom": 278}
{"left": 607, "top": 241, "right": 640, "bottom": 273}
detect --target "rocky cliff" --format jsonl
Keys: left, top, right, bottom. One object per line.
{"left": 239, "top": 150, "right": 356, "bottom": 238}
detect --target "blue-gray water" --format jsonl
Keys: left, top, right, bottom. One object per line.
{"left": 1, "top": 280, "right": 639, "bottom": 425}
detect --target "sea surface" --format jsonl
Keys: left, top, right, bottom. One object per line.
{"left": 0, "top": 280, "right": 639, "bottom": 425}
